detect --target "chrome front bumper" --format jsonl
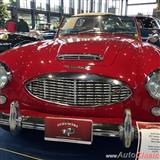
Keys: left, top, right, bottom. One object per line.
{"left": 0, "top": 101, "right": 137, "bottom": 148}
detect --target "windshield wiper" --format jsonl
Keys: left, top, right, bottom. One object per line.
{"left": 77, "top": 28, "right": 99, "bottom": 33}
{"left": 61, "top": 27, "right": 100, "bottom": 35}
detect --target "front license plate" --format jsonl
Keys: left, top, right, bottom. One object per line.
{"left": 45, "top": 117, "right": 93, "bottom": 144}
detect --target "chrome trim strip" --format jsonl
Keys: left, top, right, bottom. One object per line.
{"left": 45, "top": 137, "right": 92, "bottom": 145}
{"left": 22, "top": 122, "right": 44, "bottom": 131}
{"left": 0, "top": 112, "right": 134, "bottom": 138}
{"left": 73, "top": 79, "right": 77, "bottom": 105}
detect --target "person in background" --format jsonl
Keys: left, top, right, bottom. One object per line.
{"left": 17, "top": 18, "right": 29, "bottom": 32}
{"left": 5, "top": 16, "right": 17, "bottom": 32}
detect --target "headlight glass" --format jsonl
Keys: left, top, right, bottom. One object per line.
{"left": 146, "top": 69, "right": 160, "bottom": 100}
{"left": 0, "top": 62, "right": 11, "bottom": 89}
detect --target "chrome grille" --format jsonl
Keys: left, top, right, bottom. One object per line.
{"left": 25, "top": 73, "right": 132, "bottom": 107}
{"left": 57, "top": 54, "right": 102, "bottom": 60}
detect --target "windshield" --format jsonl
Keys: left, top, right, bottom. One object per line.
{"left": 61, "top": 15, "right": 137, "bottom": 37}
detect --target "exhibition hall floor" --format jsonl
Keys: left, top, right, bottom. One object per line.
{"left": 0, "top": 128, "right": 138, "bottom": 160}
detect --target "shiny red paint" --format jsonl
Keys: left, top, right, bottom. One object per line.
{"left": 0, "top": 32, "right": 160, "bottom": 126}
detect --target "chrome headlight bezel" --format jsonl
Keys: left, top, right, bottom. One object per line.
{"left": 0, "top": 62, "right": 12, "bottom": 89}
{"left": 146, "top": 69, "right": 160, "bottom": 100}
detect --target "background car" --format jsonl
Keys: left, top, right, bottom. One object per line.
{"left": 121, "top": 15, "right": 160, "bottom": 47}
{"left": 0, "top": 31, "right": 42, "bottom": 53}
{"left": 136, "top": 16, "right": 160, "bottom": 46}
{"left": 35, "top": 23, "right": 57, "bottom": 39}
{"left": 0, "top": 13, "right": 159, "bottom": 149}
{"left": 135, "top": 16, "right": 160, "bottom": 40}
{"left": 41, "top": 29, "right": 56, "bottom": 39}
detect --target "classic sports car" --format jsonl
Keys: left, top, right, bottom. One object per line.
{"left": 0, "top": 13, "right": 159, "bottom": 148}
{"left": 0, "top": 31, "right": 42, "bottom": 53}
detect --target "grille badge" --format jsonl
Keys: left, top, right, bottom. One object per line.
{"left": 64, "top": 65, "right": 91, "bottom": 70}
{"left": 62, "top": 128, "right": 75, "bottom": 137}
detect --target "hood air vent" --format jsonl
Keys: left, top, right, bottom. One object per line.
{"left": 57, "top": 54, "right": 103, "bottom": 60}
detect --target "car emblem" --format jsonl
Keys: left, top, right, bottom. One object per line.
{"left": 62, "top": 127, "right": 75, "bottom": 137}
{"left": 64, "top": 65, "right": 90, "bottom": 70}
{"left": 112, "top": 89, "right": 121, "bottom": 94}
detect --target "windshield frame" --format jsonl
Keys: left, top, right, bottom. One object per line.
{"left": 60, "top": 15, "right": 140, "bottom": 40}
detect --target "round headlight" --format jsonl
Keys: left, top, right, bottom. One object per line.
{"left": 146, "top": 69, "right": 160, "bottom": 100}
{"left": 0, "top": 62, "right": 11, "bottom": 89}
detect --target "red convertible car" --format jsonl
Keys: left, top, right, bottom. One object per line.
{"left": 0, "top": 13, "right": 159, "bottom": 148}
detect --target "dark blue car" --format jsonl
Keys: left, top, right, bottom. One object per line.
{"left": 121, "top": 16, "right": 160, "bottom": 47}
{"left": 0, "top": 31, "right": 41, "bottom": 53}
{"left": 136, "top": 16, "right": 160, "bottom": 40}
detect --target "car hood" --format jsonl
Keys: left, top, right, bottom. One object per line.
{"left": 49, "top": 34, "right": 140, "bottom": 66}
{"left": 1, "top": 34, "right": 141, "bottom": 83}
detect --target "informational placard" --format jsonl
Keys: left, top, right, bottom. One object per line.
{"left": 136, "top": 122, "right": 160, "bottom": 160}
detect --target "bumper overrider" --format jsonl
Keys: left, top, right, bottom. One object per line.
{"left": 0, "top": 101, "right": 137, "bottom": 148}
